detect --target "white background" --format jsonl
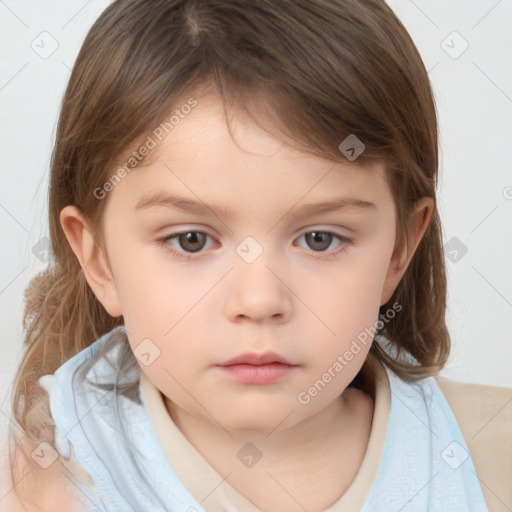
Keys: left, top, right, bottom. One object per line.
{"left": 1, "top": 0, "right": 512, "bottom": 462}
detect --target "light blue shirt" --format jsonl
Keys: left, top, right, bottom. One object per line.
{"left": 39, "top": 326, "right": 488, "bottom": 511}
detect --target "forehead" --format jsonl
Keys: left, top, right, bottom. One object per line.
{"left": 107, "top": 91, "right": 392, "bottom": 215}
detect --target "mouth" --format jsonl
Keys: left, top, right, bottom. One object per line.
{"left": 216, "top": 352, "right": 299, "bottom": 384}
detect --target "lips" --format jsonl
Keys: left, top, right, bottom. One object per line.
{"left": 216, "top": 352, "right": 298, "bottom": 384}
{"left": 217, "top": 352, "right": 295, "bottom": 367}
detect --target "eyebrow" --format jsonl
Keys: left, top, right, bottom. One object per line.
{"left": 135, "top": 192, "right": 377, "bottom": 219}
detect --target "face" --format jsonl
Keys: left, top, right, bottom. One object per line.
{"left": 73, "top": 92, "right": 407, "bottom": 435}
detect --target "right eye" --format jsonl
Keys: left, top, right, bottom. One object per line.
{"left": 157, "top": 231, "right": 216, "bottom": 260}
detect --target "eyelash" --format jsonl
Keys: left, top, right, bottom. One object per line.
{"left": 157, "top": 230, "right": 352, "bottom": 261}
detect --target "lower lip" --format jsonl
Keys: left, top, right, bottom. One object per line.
{"left": 217, "top": 363, "right": 297, "bottom": 384}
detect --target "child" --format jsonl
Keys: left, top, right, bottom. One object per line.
{"left": 3, "top": 0, "right": 511, "bottom": 510}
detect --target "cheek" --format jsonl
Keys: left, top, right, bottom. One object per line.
{"left": 108, "top": 227, "right": 199, "bottom": 302}
{"left": 124, "top": 318, "right": 208, "bottom": 407}
{"left": 106, "top": 236, "right": 172, "bottom": 321}
{"left": 293, "top": 252, "right": 391, "bottom": 372}
{"left": 301, "top": 260, "right": 385, "bottom": 330}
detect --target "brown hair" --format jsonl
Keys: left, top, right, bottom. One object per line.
{"left": 8, "top": 0, "right": 449, "bottom": 503}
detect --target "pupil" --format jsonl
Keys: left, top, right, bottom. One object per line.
{"left": 309, "top": 231, "right": 331, "bottom": 250}
{"left": 181, "top": 232, "right": 204, "bottom": 252}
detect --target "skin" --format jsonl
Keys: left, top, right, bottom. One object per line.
{"left": 61, "top": 90, "right": 433, "bottom": 511}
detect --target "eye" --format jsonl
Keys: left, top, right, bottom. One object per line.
{"left": 157, "top": 231, "right": 215, "bottom": 260}
{"left": 157, "top": 229, "right": 352, "bottom": 261}
{"left": 295, "top": 231, "right": 351, "bottom": 257}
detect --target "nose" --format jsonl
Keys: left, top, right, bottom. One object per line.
{"left": 223, "top": 251, "right": 293, "bottom": 324}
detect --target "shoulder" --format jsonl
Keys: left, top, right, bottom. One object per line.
{"left": 0, "top": 433, "right": 88, "bottom": 512}
{"left": 435, "top": 375, "right": 512, "bottom": 438}
{"left": 435, "top": 375, "right": 512, "bottom": 511}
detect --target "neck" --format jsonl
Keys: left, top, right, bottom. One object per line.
{"left": 163, "top": 359, "right": 378, "bottom": 511}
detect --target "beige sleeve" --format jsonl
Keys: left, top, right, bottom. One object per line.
{"left": 59, "top": 443, "right": 97, "bottom": 493}
{"left": 435, "top": 376, "right": 512, "bottom": 512}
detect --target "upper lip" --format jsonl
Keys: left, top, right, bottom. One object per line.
{"left": 217, "top": 352, "right": 296, "bottom": 366}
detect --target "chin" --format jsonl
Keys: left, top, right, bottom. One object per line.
{"left": 226, "top": 417, "right": 285, "bottom": 437}
{"left": 219, "top": 403, "right": 297, "bottom": 436}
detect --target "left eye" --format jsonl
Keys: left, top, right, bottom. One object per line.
{"left": 296, "top": 231, "right": 348, "bottom": 253}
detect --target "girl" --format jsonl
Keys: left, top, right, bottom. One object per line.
{"left": 3, "top": 0, "right": 511, "bottom": 510}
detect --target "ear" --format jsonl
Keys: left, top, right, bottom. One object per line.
{"left": 380, "top": 197, "right": 434, "bottom": 306}
{"left": 59, "top": 205, "right": 123, "bottom": 317}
